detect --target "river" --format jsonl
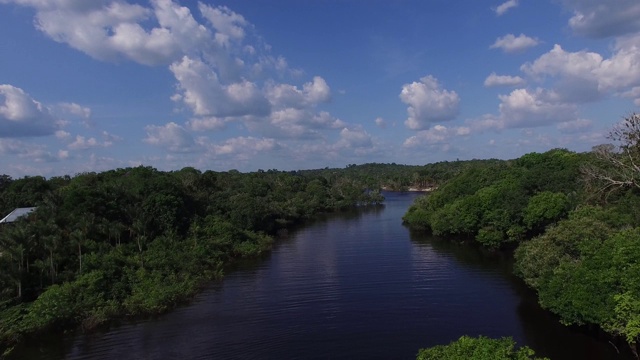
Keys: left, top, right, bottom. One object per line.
{"left": 13, "top": 192, "right": 628, "bottom": 359}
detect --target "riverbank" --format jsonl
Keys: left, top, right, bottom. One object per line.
{"left": 0, "top": 167, "right": 386, "bottom": 358}
{"left": 8, "top": 192, "right": 624, "bottom": 360}
{"left": 381, "top": 186, "right": 437, "bottom": 192}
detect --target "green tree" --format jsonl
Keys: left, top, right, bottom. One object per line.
{"left": 522, "top": 191, "right": 569, "bottom": 231}
{"left": 416, "top": 336, "right": 547, "bottom": 360}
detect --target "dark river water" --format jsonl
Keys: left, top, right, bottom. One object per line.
{"left": 13, "top": 192, "right": 630, "bottom": 359}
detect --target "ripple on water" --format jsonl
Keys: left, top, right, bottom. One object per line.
{"left": 12, "top": 192, "right": 630, "bottom": 360}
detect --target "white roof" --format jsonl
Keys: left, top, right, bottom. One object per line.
{"left": 0, "top": 207, "right": 37, "bottom": 224}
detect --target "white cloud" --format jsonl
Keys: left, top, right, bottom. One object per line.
{"left": 484, "top": 72, "right": 525, "bottom": 87}
{"left": 597, "top": 35, "right": 640, "bottom": 91}
{"left": 0, "top": 84, "right": 58, "bottom": 137}
{"left": 58, "top": 102, "right": 91, "bottom": 118}
{"left": 521, "top": 42, "right": 640, "bottom": 103}
{"left": 68, "top": 135, "right": 100, "bottom": 150}
{"left": 302, "top": 76, "right": 331, "bottom": 104}
{"left": 374, "top": 117, "right": 386, "bottom": 128}
{"left": 0, "top": 138, "right": 23, "bottom": 154}
{"left": 55, "top": 130, "right": 71, "bottom": 140}
{"left": 495, "top": 0, "right": 518, "bottom": 16}
{"left": 309, "top": 111, "right": 345, "bottom": 130}
{"left": 490, "top": 34, "right": 540, "bottom": 53}
{"left": 186, "top": 116, "right": 227, "bottom": 131}
{"left": 63, "top": 132, "right": 118, "bottom": 150}
{"left": 265, "top": 76, "right": 331, "bottom": 109}
{"left": 269, "top": 108, "right": 311, "bottom": 137}
{"left": 170, "top": 55, "right": 270, "bottom": 117}
{"left": 561, "top": 0, "right": 640, "bottom": 38}
{"left": 557, "top": 118, "right": 593, "bottom": 133}
{"left": 400, "top": 75, "right": 460, "bottom": 130}
{"left": 263, "top": 108, "right": 345, "bottom": 139}
{"left": 622, "top": 86, "right": 640, "bottom": 105}
{"left": 498, "top": 88, "right": 576, "bottom": 127}
{"left": 522, "top": 44, "right": 601, "bottom": 79}
{"left": 198, "top": 3, "right": 248, "bottom": 47}
{"left": 0, "top": 138, "right": 65, "bottom": 162}
{"left": 4, "top": 0, "right": 214, "bottom": 66}
{"left": 403, "top": 124, "right": 470, "bottom": 148}
{"left": 101, "top": 131, "right": 122, "bottom": 146}
{"left": 144, "top": 122, "right": 200, "bottom": 153}
{"left": 337, "top": 127, "right": 373, "bottom": 149}
{"left": 472, "top": 88, "right": 577, "bottom": 130}
{"left": 36, "top": 2, "right": 171, "bottom": 64}
{"left": 4, "top": 0, "right": 341, "bottom": 149}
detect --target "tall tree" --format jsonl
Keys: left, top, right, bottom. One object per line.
{"left": 582, "top": 113, "right": 640, "bottom": 196}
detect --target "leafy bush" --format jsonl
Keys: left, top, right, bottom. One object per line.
{"left": 416, "top": 336, "right": 547, "bottom": 360}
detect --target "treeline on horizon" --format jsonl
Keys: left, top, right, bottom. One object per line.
{"left": 405, "top": 114, "right": 640, "bottom": 357}
{"left": 0, "top": 161, "right": 475, "bottom": 355}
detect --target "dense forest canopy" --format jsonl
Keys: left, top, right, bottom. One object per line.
{"left": 3, "top": 115, "right": 640, "bottom": 358}
{"left": 405, "top": 114, "right": 640, "bottom": 356}
{"left": 0, "top": 162, "right": 471, "bottom": 355}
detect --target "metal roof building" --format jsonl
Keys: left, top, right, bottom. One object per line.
{"left": 0, "top": 207, "right": 37, "bottom": 224}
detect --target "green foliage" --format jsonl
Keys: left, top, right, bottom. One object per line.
{"left": 0, "top": 164, "right": 393, "bottom": 353}
{"left": 609, "top": 292, "right": 640, "bottom": 345}
{"left": 514, "top": 212, "right": 612, "bottom": 289}
{"left": 416, "top": 336, "right": 547, "bottom": 360}
{"left": 404, "top": 149, "right": 585, "bottom": 248}
{"left": 523, "top": 192, "right": 569, "bottom": 231}
{"left": 515, "top": 210, "right": 640, "bottom": 350}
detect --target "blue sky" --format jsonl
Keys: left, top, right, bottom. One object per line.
{"left": 1, "top": 0, "right": 639, "bottom": 177}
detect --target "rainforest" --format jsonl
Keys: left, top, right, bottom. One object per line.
{"left": 2, "top": 115, "right": 640, "bottom": 359}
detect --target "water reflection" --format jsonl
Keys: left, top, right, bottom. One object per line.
{"left": 8, "top": 192, "right": 632, "bottom": 360}
{"left": 408, "top": 233, "right": 630, "bottom": 360}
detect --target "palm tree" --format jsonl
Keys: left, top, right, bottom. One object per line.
{"left": 0, "top": 225, "right": 29, "bottom": 298}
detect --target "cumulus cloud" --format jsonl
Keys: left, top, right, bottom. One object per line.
{"left": 490, "top": 34, "right": 540, "bottom": 53}
{"left": 622, "top": 87, "right": 640, "bottom": 106}
{"left": 473, "top": 88, "right": 577, "bottom": 130}
{"left": 4, "top": 0, "right": 347, "bottom": 150}
{"left": 403, "top": 124, "right": 470, "bottom": 148}
{"left": 522, "top": 42, "right": 640, "bottom": 103}
{"left": 261, "top": 108, "right": 345, "bottom": 139}
{"left": 374, "top": 117, "right": 386, "bottom": 128}
{"left": 68, "top": 135, "right": 100, "bottom": 150}
{"left": 170, "top": 55, "right": 270, "bottom": 118}
{"left": 199, "top": 4, "right": 248, "bottom": 47}
{"left": 495, "top": 0, "right": 518, "bottom": 16}
{"left": 497, "top": 88, "right": 576, "bottom": 127}
{"left": 58, "top": 102, "right": 91, "bottom": 118}
{"left": 1, "top": 0, "right": 214, "bottom": 66}
{"left": 561, "top": 0, "right": 640, "bottom": 38}
{"left": 265, "top": 76, "right": 331, "bottom": 109}
{"left": 0, "top": 84, "right": 59, "bottom": 137}
{"left": 55, "top": 130, "right": 71, "bottom": 140}
{"left": 484, "top": 72, "right": 526, "bottom": 87}
{"left": 521, "top": 44, "right": 601, "bottom": 79}
{"left": 144, "top": 122, "right": 200, "bottom": 153}
{"left": 400, "top": 75, "right": 460, "bottom": 130}
{"left": 66, "top": 132, "right": 118, "bottom": 150}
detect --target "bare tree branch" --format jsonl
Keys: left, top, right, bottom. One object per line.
{"left": 581, "top": 113, "right": 640, "bottom": 200}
